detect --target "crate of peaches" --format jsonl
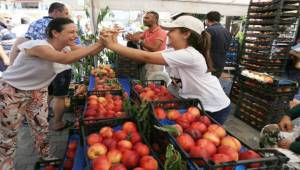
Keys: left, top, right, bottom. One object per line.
{"left": 90, "top": 65, "right": 122, "bottom": 91}
{"left": 82, "top": 118, "right": 163, "bottom": 170}
{"left": 90, "top": 65, "right": 116, "bottom": 79}
{"left": 81, "top": 90, "right": 129, "bottom": 126}
{"left": 150, "top": 99, "right": 289, "bottom": 170}
{"left": 130, "top": 80, "right": 175, "bottom": 105}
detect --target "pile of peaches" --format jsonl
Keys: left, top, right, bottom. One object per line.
{"left": 133, "top": 83, "right": 174, "bottom": 102}
{"left": 84, "top": 93, "right": 127, "bottom": 121}
{"left": 91, "top": 65, "right": 116, "bottom": 78}
{"left": 154, "top": 106, "right": 262, "bottom": 169}
{"left": 86, "top": 121, "right": 159, "bottom": 170}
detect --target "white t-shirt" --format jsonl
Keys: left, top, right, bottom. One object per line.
{"left": 162, "top": 46, "right": 230, "bottom": 112}
{"left": 2, "top": 40, "right": 69, "bottom": 90}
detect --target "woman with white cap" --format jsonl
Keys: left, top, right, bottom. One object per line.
{"left": 101, "top": 15, "right": 231, "bottom": 124}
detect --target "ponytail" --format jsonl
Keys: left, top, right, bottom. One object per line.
{"left": 179, "top": 28, "right": 214, "bottom": 72}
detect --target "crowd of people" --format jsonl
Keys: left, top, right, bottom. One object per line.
{"left": 0, "top": 1, "right": 299, "bottom": 170}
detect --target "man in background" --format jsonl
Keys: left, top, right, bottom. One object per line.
{"left": 206, "top": 11, "right": 231, "bottom": 78}
{"left": 126, "top": 11, "right": 167, "bottom": 80}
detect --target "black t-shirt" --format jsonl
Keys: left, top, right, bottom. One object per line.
{"left": 206, "top": 23, "right": 231, "bottom": 69}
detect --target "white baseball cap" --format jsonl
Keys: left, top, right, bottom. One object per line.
{"left": 161, "top": 15, "right": 204, "bottom": 35}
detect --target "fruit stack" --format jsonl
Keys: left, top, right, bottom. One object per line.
{"left": 82, "top": 91, "right": 129, "bottom": 125}
{"left": 90, "top": 65, "right": 116, "bottom": 79}
{"left": 130, "top": 80, "right": 175, "bottom": 105}
{"left": 234, "top": 69, "right": 298, "bottom": 130}
{"left": 83, "top": 119, "right": 162, "bottom": 170}
{"left": 150, "top": 99, "right": 288, "bottom": 169}
{"left": 90, "top": 65, "right": 122, "bottom": 91}
{"left": 65, "top": 83, "right": 86, "bottom": 115}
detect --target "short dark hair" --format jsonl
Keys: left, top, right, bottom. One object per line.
{"left": 21, "top": 17, "right": 29, "bottom": 24}
{"left": 147, "top": 11, "right": 159, "bottom": 23}
{"left": 48, "top": 2, "right": 65, "bottom": 14}
{"left": 46, "top": 17, "right": 74, "bottom": 39}
{"left": 206, "top": 11, "right": 221, "bottom": 22}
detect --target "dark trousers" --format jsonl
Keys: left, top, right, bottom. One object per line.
{"left": 206, "top": 103, "right": 231, "bottom": 125}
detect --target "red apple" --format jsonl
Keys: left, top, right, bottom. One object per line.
{"left": 140, "top": 155, "right": 158, "bottom": 170}
{"left": 167, "top": 110, "right": 181, "bottom": 120}
{"left": 99, "top": 127, "right": 114, "bottom": 138}
{"left": 88, "top": 95, "right": 98, "bottom": 101}
{"left": 218, "top": 145, "right": 239, "bottom": 161}
{"left": 185, "top": 128, "right": 202, "bottom": 140}
{"left": 45, "top": 165, "right": 55, "bottom": 170}
{"left": 68, "top": 141, "right": 78, "bottom": 150}
{"left": 118, "top": 140, "right": 132, "bottom": 151}
{"left": 176, "top": 116, "right": 190, "bottom": 129}
{"left": 93, "top": 155, "right": 112, "bottom": 170}
{"left": 176, "top": 133, "right": 195, "bottom": 152}
{"left": 199, "top": 116, "right": 211, "bottom": 126}
{"left": 130, "top": 132, "right": 142, "bottom": 144}
{"left": 239, "top": 150, "right": 262, "bottom": 168}
{"left": 66, "top": 149, "right": 76, "bottom": 159}
{"left": 113, "top": 130, "right": 128, "bottom": 141}
{"left": 182, "top": 112, "right": 197, "bottom": 123}
{"left": 107, "top": 149, "right": 122, "bottom": 163}
{"left": 123, "top": 122, "right": 137, "bottom": 134}
{"left": 190, "top": 122, "right": 207, "bottom": 133}
{"left": 154, "top": 107, "right": 166, "bottom": 120}
{"left": 187, "top": 106, "right": 201, "bottom": 118}
{"left": 221, "top": 136, "right": 241, "bottom": 152}
{"left": 63, "top": 159, "right": 73, "bottom": 170}
{"left": 189, "top": 146, "right": 210, "bottom": 166}
{"left": 196, "top": 139, "right": 217, "bottom": 156}
{"left": 102, "top": 138, "right": 117, "bottom": 150}
{"left": 134, "top": 84, "right": 143, "bottom": 93}
{"left": 87, "top": 143, "right": 107, "bottom": 160}
{"left": 122, "top": 150, "right": 140, "bottom": 169}
{"left": 87, "top": 133, "right": 102, "bottom": 146}
{"left": 134, "top": 143, "right": 150, "bottom": 156}
{"left": 203, "top": 132, "right": 220, "bottom": 146}
{"left": 208, "top": 124, "right": 226, "bottom": 138}
{"left": 211, "top": 153, "right": 231, "bottom": 164}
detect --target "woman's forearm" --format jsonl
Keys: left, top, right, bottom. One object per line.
{"left": 108, "top": 43, "right": 165, "bottom": 65}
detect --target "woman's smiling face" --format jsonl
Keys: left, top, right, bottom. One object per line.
{"left": 57, "top": 23, "right": 78, "bottom": 46}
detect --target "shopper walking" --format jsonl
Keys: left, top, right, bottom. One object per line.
{"left": 0, "top": 18, "right": 104, "bottom": 170}
{"left": 126, "top": 11, "right": 167, "bottom": 80}
{"left": 205, "top": 11, "right": 231, "bottom": 78}
{"left": 102, "top": 15, "right": 231, "bottom": 124}
{"left": 25, "top": 2, "right": 75, "bottom": 131}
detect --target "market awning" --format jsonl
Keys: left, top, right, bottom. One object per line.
{"left": 89, "top": 0, "right": 250, "bottom": 16}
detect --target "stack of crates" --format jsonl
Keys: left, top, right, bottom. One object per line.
{"left": 234, "top": 69, "right": 299, "bottom": 130}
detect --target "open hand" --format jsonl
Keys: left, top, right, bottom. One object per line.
{"left": 278, "top": 115, "right": 294, "bottom": 132}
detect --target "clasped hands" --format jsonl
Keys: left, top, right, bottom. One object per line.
{"left": 98, "top": 27, "right": 123, "bottom": 48}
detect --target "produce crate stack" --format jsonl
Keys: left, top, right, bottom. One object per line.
{"left": 234, "top": 69, "right": 298, "bottom": 130}
{"left": 115, "top": 54, "right": 144, "bottom": 80}
{"left": 239, "top": 0, "right": 300, "bottom": 75}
